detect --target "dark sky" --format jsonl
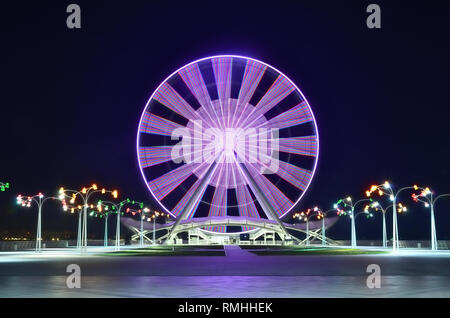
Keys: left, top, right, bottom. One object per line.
{"left": 1, "top": 0, "right": 449, "bottom": 240}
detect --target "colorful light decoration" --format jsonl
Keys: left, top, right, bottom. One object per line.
{"left": 366, "top": 181, "right": 417, "bottom": 251}
{"left": 410, "top": 185, "right": 450, "bottom": 251}
{"left": 136, "top": 55, "right": 319, "bottom": 237}
{"left": 58, "top": 184, "right": 119, "bottom": 251}
{"left": 16, "top": 192, "right": 57, "bottom": 252}
{"left": 334, "top": 196, "right": 373, "bottom": 248}
{"left": 0, "top": 182, "right": 10, "bottom": 192}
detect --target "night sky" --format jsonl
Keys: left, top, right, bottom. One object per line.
{"left": 1, "top": 0, "right": 449, "bottom": 240}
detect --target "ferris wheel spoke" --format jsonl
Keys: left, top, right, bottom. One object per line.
{"left": 236, "top": 183, "right": 260, "bottom": 218}
{"left": 208, "top": 185, "right": 227, "bottom": 218}
{"left": 272, "top": 159, "right": 312, "bottom": 191}
{"left": 211, "top": 57, "right": 232, "bottom": 126}
{"left": 278, "top": 136, "right": 318, "bottom": 157}
{"left": 178, "top": 63, "right": 224, "bottom": 130}
{"left": 140, "top": 112, "right": 186, "bottom": 136}
{"left": 154, "top": 82, "right": 200, "bottom": 121}
{"left": 231, "top": 59, "right": 266, "bottom": 128}
{"left": 148, "top": 163, "right": 198, "bottom": 201}
{"left": 139, "top": 146, "right": 174, "bottom": 168}
{"left": 139, "top": 145, "right": 208, "bottom": 168}
{"left": 259, "top": 101, "right": 313, "bottom": 130}
{"left": 172, "top": 161, "right": 220, "bottom": 219}
{"left": 240, "top": 75, "right": 295, "bottom": 129}
{"left": 244, "top": 144, "right": 312, "bottom": 191}
{"left": 240, "top": 75, "right": 295, "bottom": 130}
{"left": 239, "top": 161, "right": 293, "bottom": 217}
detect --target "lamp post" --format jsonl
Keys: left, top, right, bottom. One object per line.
{"left": 412, "top": 186, "right": 450, "bottom": 251}
{"left": 61, "top": 202, "right": 83, "bottom": 248}
{"left": 368, "top": 201, "right": 406, "bottom": 248}
{"left": 145, "top": 210, "right": 170, "bottom": 245}
{"left": 293, "top": 209, "right": 323, "bottom": 246}
{"left": 85, "top": 201, "right": 113, "bottom": 247}
{"left": 59, "top": 185, "right": 118, "bottom": 251}
{"left": 366, "top": 182, "right": 416, "bottom": 252}
{"left": 334, "top": 197, "right": 372, "bottom": 248}
{"left": 125, "top": 206, "right": 150, "bottom": 247}
{"left": 310, "top": 207, "right": 337, "bottom": 247}
{"left": 17, "top": 193, "right": 58, "bottom": 252}
{"left": 97, "top": 199, "right": 144, "bottom": 250}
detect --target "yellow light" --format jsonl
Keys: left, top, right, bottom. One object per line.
{"left": 102, "top": 188, "right": 106, "bottom": 194}
{"left": 59, "top": 187, "right": 65, "bottom": 194}
{"left": 92, "top": 184, "right": 98, "bottom": 190}
{"left": 378, "top": 190, "right": 383, "bottom": 196}
{"left": 112, "top": 190, "right": 118, "bottom": 198}
{"left": 346, "top": 197, "right": 351, "bottom": 202}
{"left": 82, "top": 188, "right": 87, "bottom": 194}
{"left": 413, "top": 185, "right": 419, "bottom": 190}
{"left": 365, "top": 190, "right": 371, "bottom": 197}
{"left": 370, "top": 185, "right": 378, "bottom": 192}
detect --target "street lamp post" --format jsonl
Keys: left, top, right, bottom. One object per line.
{"left": 17, "top": 193, "right": 57, "bottom": 252}
{"left": 104, "top": 212, "right": 110, "bottom": 247}
{"left": 293, "top": 208, "right": 324, "bottom": 246}
{"left": 97, "top": 199, "right": 144, "bottom": 251}
{"left": 369, "top": 201, "right": 406, "bottom": 248}
{"left": 59, "top": 185, "right": 118, "bottom": 252}
{"left": 94, "top": 202, "right": 112, "bottom": 247}
{"left": 145, "top": 210, "right": 170, "bottom": 245}
{"left": 366, "top": 182, "right": 416, "bottom": 252}
{"left": 412, "top": 187, "right": 450, "bottom": 251}
{"left": 334, "top": 197, "right": 372, "bottom": 248}
{"left": 125, "top": 206, "right": 149, "bottom": 247}
{"left": 312, "top": 207, "right": 337, "bottom": 247}
{"left": 61, "top": 203, "right": 83, "bottom": 248}
{"left": 85, "top": 201, "right": 114, "bottom": 247}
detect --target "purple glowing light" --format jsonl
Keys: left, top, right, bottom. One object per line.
{"left": 137, "top": 55, "right": 319, "bottom": 233}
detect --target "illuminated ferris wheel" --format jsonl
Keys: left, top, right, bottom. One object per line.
{"left": 137, "top": 55, "right": 319, "bottom": 233}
